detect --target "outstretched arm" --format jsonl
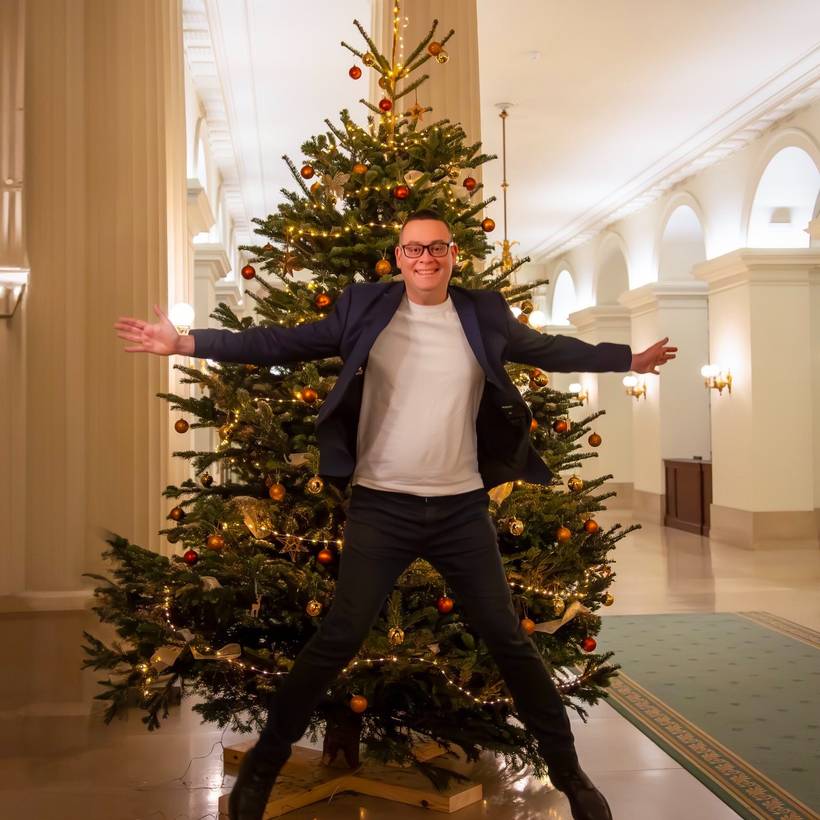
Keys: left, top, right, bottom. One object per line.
{"left": 114, "top": 286, "right": 353, "bottom": 366}
{"left": 500, "top": 294, "right": 632, "bottom": 372}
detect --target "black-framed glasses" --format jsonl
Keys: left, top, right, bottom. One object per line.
{"left": 399, "top": 241, "right": 454, "bottom": 259}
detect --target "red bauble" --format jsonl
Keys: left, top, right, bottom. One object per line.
{"left": 437, "top": 596, "right": 454, "bottom": 614}
{"left": 521, "top": 617, "right": 536, "bottom": 635}
{"left": 301, "top": 387, "right": 318, "bottom": 404}
{"left": 317, "top": 548, "right": 334, "bottom": 565}
{"left": 350, "top": 695, "right": 368, "bottom": 713}
{"left": 183, "top": 549, "right": 199, "bottom": 566}
{"left": 378, "top": 98, "right": 393, "bottom": 113}
{"left": 348, "top": 65, "right": 362, "bottom": 80}
{"left": 481, "top": 217, "right": 496, "bottom": 232}
{"left": 583, "top": 519, "right": 600, "bottom": 534}
{"left": 581, "top": 637, "right": 597, "bottom": 653}
{"left": 392, "top": 184, "right": 410, "bottom": 200}
{"left": 463, "top": 177, "right": 477, "bottom": 191}
{"left": 174, "top": 419, "right": 189, "bottom": 434}
{"left": 552, "top": 419, "right": 569, "bottom": 434}
{"left": 241, "top": 264, "right": 255, "bottom": 280}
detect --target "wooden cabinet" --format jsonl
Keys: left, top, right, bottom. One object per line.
{"left": 663, "top": 458, "right": 712, "bottom": 535}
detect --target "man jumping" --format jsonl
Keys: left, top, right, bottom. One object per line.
{"left": 115, "top": 209, "right": 676, "bottom": 820}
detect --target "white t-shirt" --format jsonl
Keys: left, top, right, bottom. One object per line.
{"left": 351, "top": 293, "right": 486, "bottom": 495}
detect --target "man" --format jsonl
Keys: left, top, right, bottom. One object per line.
{"left": 115, "top": 210, "right": 676, "bottom": 820}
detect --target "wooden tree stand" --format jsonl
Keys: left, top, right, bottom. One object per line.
{"left": 218, "top": 737, "right": 483, "bottom": 817}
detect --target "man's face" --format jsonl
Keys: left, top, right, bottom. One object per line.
{"left": 394, "top": 219, "right": 458, "bottom": 299}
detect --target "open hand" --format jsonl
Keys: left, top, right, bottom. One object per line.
{"left": 631, "top": 337, "right": 677, "bottom": 375}
{"left": 114, "top": 304, "right": 181, "bottom": 356}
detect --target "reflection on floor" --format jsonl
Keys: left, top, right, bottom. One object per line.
{"left": 1, "top": 509, "right": 817, "bottom": 819}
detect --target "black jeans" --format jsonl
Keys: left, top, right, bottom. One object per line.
{"left": 260, "top": 484, "right": 577, "bottom": 761}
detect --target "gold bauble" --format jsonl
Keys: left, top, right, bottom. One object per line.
{"left": 567, "top": 475, "right": 584, "bottom": 492}
{"left": 515, "top": 371, "right": 531, "bottom": 387}
{"left": 508, "top": 518, "right": 524, "bottom": 536}
{"left": 556, "top": 525, "right": 572, "bottom": 543}
{"left": 174, "top": 418, "right": 189, "bottom": 434}
{"left": 552, "top": 597, "right": 566, "bottom": 616}
{"left": 306, "top": 476, "right": 324, "bottom": 495}
{"left": 435, "top": 50, "right": 449, "bottom": 64}
{"left": 362, "top": 52, "right": 376, "bottom": 67}
{"left": 352, "top": 162, "right": 368, "bottom": 175}
{"left": 200, "top": 472, "right": 213, "bottom": 488}
{"left": 206, "top": 534, "right": 225, "bottom": 551}
{"left": 520, "top": 300, "right": 534, "bottom": 315}
{"left": 388, "top": 626, "right": 405, "bottom": 646}
{"left": 375, "top": 258, "right": 392, "bottom": 276}
{"left": 306, "top": 599, "right": 323, "bottom": 616}
{"left": 603, "top": 593, "right": 615, "bottom": 607}
{"left": 531, "top": 369, "right": 550, "bottom": 387}
{"left": 521, "top": 617, "right": 536, "bottom": 635}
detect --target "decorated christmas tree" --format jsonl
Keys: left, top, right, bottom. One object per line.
{"left": 85, "top": 15, "right": 640, "bottom": 785}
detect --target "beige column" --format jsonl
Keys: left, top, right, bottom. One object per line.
{"left": 693, "top": 250, "right": 820, "bottom": 548}
{"left": 568, "top": 307, "right": 634, "bottom": 508}
{"left": 618, "top": 282, "right": 710, "bottom": 524}
{"left": 372, "top": 0, "right": 481, "bottom": 147}
{"left": 8, "top": 0, "right": 187, "bottom": 600}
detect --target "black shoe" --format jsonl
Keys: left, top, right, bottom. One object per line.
{"left": 548, "top": 764, "right": 613, "bottom": 820}
{"left": 228, "top": 738, "right": 291, "bottom": 820}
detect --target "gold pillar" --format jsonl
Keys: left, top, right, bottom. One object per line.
{"left": 13, "top": 0, "right": 187, "bottom": 596}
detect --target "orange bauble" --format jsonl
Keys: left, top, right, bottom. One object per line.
{"left": 352, "top": 163, "right": 368, "bottom": 175}
{"left": 427, "top": 41, "right": 443, "bottom": 56}
{"left": 553, "top": 419, "right": 569, "bottom": 434}
{"left": 437, "top": 596, "right": 454, "bottom": 614}
{"left": 350, "top": 695, "right": 368, "bottom": 713}
{"left": 556, "top": 526, "right": 572, "bottom": 543}
{"left": 268, "top": 483, "right": 286, "bottom": 502}
{"left": 174, "top": 419, "right": 189, "bottom": 434}
{"left": 481, "top": 217, "right": 496, "bottom": 232}
{"left": 240, "top": 264, "right": 255, "bottom": 280}
{"left": 310, "top": 181, "right": 321, "bottom": 194}
{"left": 588, "top": 432, "right": 602, "bottom": 447}
{"left": 348, "top": 65, "right": 362, "bottom": 80}
{"left": 375, "top": 258, "right": 392, "bottom": 276}
{"left": 314, "top": 292, "right": 332, "bottom": 310}
{"left": 521, "top": 617, "right": 536, "bottom": 635}
{"left": 317, "top": 548, "right": 334, "bottom": 565}
{"left": 206, "top": 534, "right": 225, "bottom": 551}
{"left": 530, "top": 418, "right": 538, "bottom": 432}
{"left": 300, "top": 164, "right": 315, "bottom": 179}
{"left": 301, "top": 387, "right": 318, "bottom": 404}
{"left": 583, "top": 519, "right": 600, "bottom": 534}
{"left": 169, "top": 506, "right": 185, "bottom": 522}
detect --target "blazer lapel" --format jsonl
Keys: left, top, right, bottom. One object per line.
{"left": 449, "top": 286, "right": 504, "bottom": 389}
{"left": 317, "top": 281, "right": 406, "bottom": 422}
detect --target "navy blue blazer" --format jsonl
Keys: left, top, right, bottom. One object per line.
{"left": 190, "top": 281, "right": 632, "bottom": 489}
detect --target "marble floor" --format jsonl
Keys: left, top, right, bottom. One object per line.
{"left": 1, "top": 509, "right": 818, "bottom": 820}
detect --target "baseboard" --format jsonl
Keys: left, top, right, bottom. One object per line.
{"left": 710, "top": 504, "right": 820, "bottom": 550}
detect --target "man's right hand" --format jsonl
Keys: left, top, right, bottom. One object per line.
{"left": 114, "top": 304, "right": 193, "bottom": 356}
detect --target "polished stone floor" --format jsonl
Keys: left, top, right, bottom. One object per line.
{"left": 1, "top": 509, "right": 818, "bottom": 819}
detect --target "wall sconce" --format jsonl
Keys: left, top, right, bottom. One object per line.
{"left": 568, "top": 382, "right": 588, "bottom": 405}
{"left": 701, "top": 363, "right": 732, "bottom": 395}
{"left": 528, "top": 309, "right": 547, "bottom": 329}
{"left": 170, "top": 302, "right": 195, "bottom": 335}
{"left": 623, "top": 374, "right": 646, "bottom": 400}
{"left": 0, "top": 269, "right": 29, "bottom": 319}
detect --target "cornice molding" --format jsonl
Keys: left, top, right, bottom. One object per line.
{"left": 692, "top": 248, "right": 820, "bottom": 293}
{"left": 618, "top": 280, "right": 708, "bottom": 315}
{"left": 182, "top": 0, "right": 251, "bottom": 245}
{"left": 532, "top": 46, "right": 820, "bottom": 262}
{"left": 569, "top": 304, "right": 631, "bottom": 333}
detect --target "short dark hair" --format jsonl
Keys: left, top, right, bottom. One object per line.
{"left": 400, "top": 209, "right": 453, "bottom": 241}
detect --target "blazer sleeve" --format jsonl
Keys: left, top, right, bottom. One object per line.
{"left": 497, "top": 293, "right": 632, "bottom": 373}
{"left": 188, "top": 285, "right": 353, "bottom": 366}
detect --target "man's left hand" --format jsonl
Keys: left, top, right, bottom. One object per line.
{"left": 630, "top": 337, "right": 677, "bottom": 374}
